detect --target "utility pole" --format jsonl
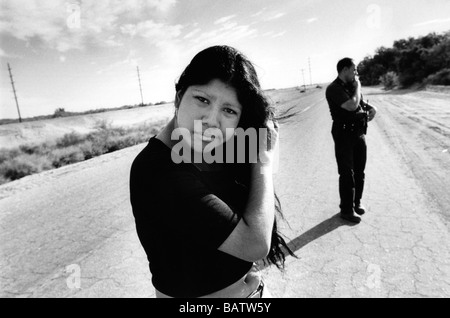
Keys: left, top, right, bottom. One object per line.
{"left": 301, "top": 69, "right": 306, "bottom": 91}
{"left": 308, "top": 57, "right": 312, "bottom": 86}
{"left": 136, "top": 66, "right": 144, "bottom": 106}
{"left": 7, "top": 63, "right": 22, "bottom": 123}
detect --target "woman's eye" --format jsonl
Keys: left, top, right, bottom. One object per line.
{"left": 224, "top": 108, "right": 237, "bottom": 115}
{"left": 195, "top": 96, "right": 209, "bottom": 104}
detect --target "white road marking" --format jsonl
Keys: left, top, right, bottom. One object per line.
{"left": 301, "top": 106, "right": 311, "bottom": 113}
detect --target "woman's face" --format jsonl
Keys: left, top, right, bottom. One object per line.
{"left": 176, "top": 79, "right": 243, "bottom": 153}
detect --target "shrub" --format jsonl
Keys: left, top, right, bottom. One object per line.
{"left": 424, "top": 68, "right": 450, "bottom": 85}
{"left": 93, "top": 119, "right": 113, "bottom": 131}
{"left": 50, "top": 146, "right": 86, "bottom": 168}
{"left": 0, "top": 121, "right": 165, "bottom": 184}
{"left": 19, "top": 143, "right": 51, "bottom": 155}
{"left": 78, "top": 141, "right": 96, "bottom": 160}
{"left": 0, "top": 174, "right": 11, "bottom": 185}
{"left": 379, "top": 71, "right": 399, "bottom": 90}
{"left": 0, "top": 148, "right": 20, "bottom": 164}
{"left": 53, "top": 108, "right": 67, "bottom": 118}
{"left": 0, "top": 154, "right": 52, "bottom": 180}
{"left": 56, "top": 132, "right": 85, "bottom": 148}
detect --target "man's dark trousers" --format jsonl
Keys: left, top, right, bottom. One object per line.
{"left": 332, "top": 125, "right": 367, "bottom": 214}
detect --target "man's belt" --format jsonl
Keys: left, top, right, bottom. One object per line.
{"left": 333, "top": 119, "right": 367, "bottom": 134}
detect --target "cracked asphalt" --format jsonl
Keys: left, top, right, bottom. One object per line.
{"left": 0, "top": 87, "right": 449, "bottom": 298}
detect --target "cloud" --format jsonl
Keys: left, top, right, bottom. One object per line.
{"left": 262, "top": 31, "right": 287, "bottom": 38}
{"left": 214, "top": 15, "right": 237, "bottom": 25}
{"left": 184, "top": 28, "right": 202, "bottom": 39}
{"left": 96, "top": 50, "right": 140, "bottom": 75}
{"left": 147, "top": 0, "right": 177, "bottom": 12}
{"left": 413, "top": 18, "right": 450, "bottom": 27}
{"left": 265, "top": 12, "right": 286, "bottom": 21}
{"left": 0, "top": 45, "right": 23, "bottom": 59}
{"left": 0, "top": 1, "right": 66, "bottom": 42}
{"left": 307, "top": 17, "right": 318, "bottom": 24}
{"left": 0, "top": 0, "right": 179, "bottom": 52}
{"left": 120, "top": 20, "right": 183, "bottom": 47}
{"left": 187, "top": 23, "right": 257, "bottom": 47}
{"left": 251, "top": 8, "right": 267, "bottom": 18}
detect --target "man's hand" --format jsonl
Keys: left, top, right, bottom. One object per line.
{"left": 352, "top": 75, "right": 361, "bottom": 89}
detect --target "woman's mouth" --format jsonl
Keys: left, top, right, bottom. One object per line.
{"left": 195, "top": 133, "right": 215, "bottom": 142}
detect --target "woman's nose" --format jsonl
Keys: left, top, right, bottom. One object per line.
{"left": 202, "top": 106, "right": 220, "bottom": 128}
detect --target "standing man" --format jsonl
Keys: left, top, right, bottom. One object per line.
{"left": 326, "top": 58, "right": 377, "bottom": 223}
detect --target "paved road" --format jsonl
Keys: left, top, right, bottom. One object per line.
{"left": 1, "top": 87, "right": 449, "bottom": 298}
{"left": 262, "top": 87, "right": 450, "bottom": 297}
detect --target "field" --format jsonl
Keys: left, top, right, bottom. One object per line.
{"left": 0, "top": 103, "right": 174, "bottom": 149}
{"left": 0, "top": 104, "right": 174, "bottom": 184}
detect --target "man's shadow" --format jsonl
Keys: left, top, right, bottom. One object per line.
{"left": 260, "top": 213, "right": 357, "bottom": 269}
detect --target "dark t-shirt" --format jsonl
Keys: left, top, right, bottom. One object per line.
{"left": 326, "top": 77, "right": 366, "bottom": 123}
{"left": 129, "top": 137, "right": 253, "bottom": 297}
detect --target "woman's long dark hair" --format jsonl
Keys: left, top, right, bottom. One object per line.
{"left": 175, "top": 45, "right": 296, "bottom": 269}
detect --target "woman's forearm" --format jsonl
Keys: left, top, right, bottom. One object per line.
{"left": 242, "top": 163, "right": 275, "bottom": 252}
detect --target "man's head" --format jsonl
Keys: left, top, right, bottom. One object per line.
{"left": 337, "top": 58, "right": 358, "bottom": 83}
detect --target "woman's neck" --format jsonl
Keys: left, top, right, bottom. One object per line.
{"left": 156, "top": 117, "right": 224, "bottom": 172}
{"left": 156, "top": 117, "right": 177, "bottom": 148}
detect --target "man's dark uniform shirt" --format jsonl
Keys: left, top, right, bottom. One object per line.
{"left": 326, "top": 77, "right": 368, "bottom": 130}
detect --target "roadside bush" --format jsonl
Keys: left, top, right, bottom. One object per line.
{"left": 379, "top": 71, "right": 399, "bottom": 90}
{"left": 424, "top": 68, "right": 450, "bottom": 85}
{"left": 0, "top": 154, "right": 52, "bottom": 181}
{"left": 50, "top": 146, "right": 86, "bottom": 168}
{"left": 0, "top": 121, "right": 165, "bottom": 184}
{"left": 93, "top": 119, "right": 113, "bottom": 131}
{"left": 56, "top": 132, "right": 84, "bottom": 148}
{"left": 78, "top": 141, "right": 97, "bottom": 160}
{"left": 0, "top": 148, "right": 20, "bottom": 164}
{"left": 18, "top": 142, "right": 52, "bottom": 155}
{"left": 101, "top": 134, "right": 140, "bottom": 153}
{"left": 0, "top": 174, "right": 11, "bottom": 185}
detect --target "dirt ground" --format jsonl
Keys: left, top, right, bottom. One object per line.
{"left": 363, "top": 86, "right": 450, "bottom": 224}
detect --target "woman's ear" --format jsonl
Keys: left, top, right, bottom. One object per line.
{"left": 174, "top": 90, "right": 183, "bottom": 109}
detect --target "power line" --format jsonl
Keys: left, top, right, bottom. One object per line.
{"left": 136, "top": 66, "right": 144, "bottom": 106}
{"left": 7, "top": 63, "right": 22, "bottom": 123}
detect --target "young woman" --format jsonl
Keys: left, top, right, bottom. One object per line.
{"left": 130, "top": 45, "right": 294, "bottom": 298}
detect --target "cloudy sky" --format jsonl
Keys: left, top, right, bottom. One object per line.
{"left": 1, "top": 0, "right": 450, "bottom": 119}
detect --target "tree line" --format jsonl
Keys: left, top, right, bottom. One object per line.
{"left": 357, "top": 30, "right": 450, "bottom": 88}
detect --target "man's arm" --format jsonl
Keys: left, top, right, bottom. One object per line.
{"left": 341, "top": 77, "right": 361, "bottom": 111}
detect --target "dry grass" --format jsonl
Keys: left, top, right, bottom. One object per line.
{"left": 0, "top": 120, "right": 165, "bottom": 185}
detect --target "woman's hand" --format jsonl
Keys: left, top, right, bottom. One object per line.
{"left": 258, "top": 120, "right": 279, "bottom": 167}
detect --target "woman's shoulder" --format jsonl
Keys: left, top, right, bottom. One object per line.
{"left": 131, "top": 136, "right": 173, "bottom": 170}
{"left": 131, "top": 136, "right": 199, "bottom": 184}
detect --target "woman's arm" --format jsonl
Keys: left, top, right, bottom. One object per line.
{"left": 218, "top": 121, "right": 278, "bottom": 262}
